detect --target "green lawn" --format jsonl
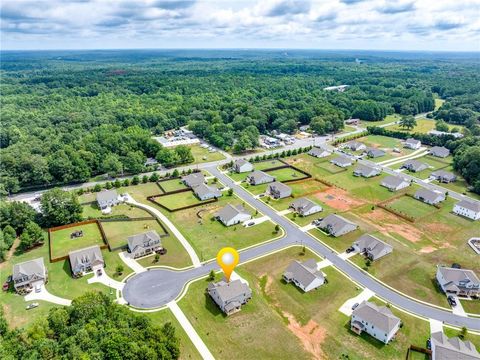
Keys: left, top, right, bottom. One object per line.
{"left": 254, "top": 159, "right": 285, "bottom": 171}
{"left": 189, "top": 144, "right": 225, "bottom": 164}
{"left": 153, "top": 191, "right": 213, "bottom": 210}
{"left": 460, "top": 300, "right": 480, "bottom": 315}
{"left": 50, "top": 222, "right": 105, "bottom": 259}
{"left": 385, "top": 195, "right": 439, "bottom": 220}
{"left": 360, "top": 114, "right": 401, "bottom": 127}
{"left": 241, "top": 182, "right": 269, "bottom": 195}
{"left": 444, "top": 327, "right": 480, "bottom": 350}
{"left": 434, "top": 98, "right": 445, "bottom": 111}
{"left": 101, "top": 219, "right": 167, "bottom": 250}
{"left": 285, "top": 154, "right": 347, "bottom": 179}
{"left": 82, "top": 203, "right": 152, "bottom": 219}
{"left": 158, "top": 178, "right": 189, "bottom": 193}
{"left": 266, "top": 167, "right": 308, "bottom": 182}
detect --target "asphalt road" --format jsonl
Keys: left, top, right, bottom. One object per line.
{"left": 123, "top": 166, "right": 480, "bottom": 331}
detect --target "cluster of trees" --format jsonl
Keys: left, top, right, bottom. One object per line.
{"left": 155, "top": 145, "right": 194, "bottom": 167}
{"left": 453, "top": 145, "right": 480, "bottom": 193}
{"left": 0, "top": 292, "right": 180, "bottom": 359}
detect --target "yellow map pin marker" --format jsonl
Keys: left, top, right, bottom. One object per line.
{"left": 216, "top": 247, "right": 239, "bottom": 282}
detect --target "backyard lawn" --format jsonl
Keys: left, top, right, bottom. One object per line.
{"left": 385, "top": 195, "right": 439, "bottom": 220}
{"left": 101, "top": 219, "right": 167, "bottom": 250}
{"left": 50, "top": 222, "right": 105, "bottom": 259}
{"left": 254, "top": 159, "right": 285, "bottom": 170}
{"left": 158, "top": 178, "right": 189, "bottom": 193}
{"left": 153, "top": 190, "right": 213, "bottom": 210}
{"left": 266, "top": 167, "right": 308, "bottom": 182}
{"left": 82, "top": 203, "right": 151, "bottom": 219}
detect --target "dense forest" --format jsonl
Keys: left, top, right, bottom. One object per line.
{"left": 1, "top": 50, "right": 479, "bottom": 193}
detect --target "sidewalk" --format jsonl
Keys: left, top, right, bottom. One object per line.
{"left": 119, "top": 251, "right": 146, "bottom": 274}
{"left": 88, "top": 271, "right": 125, "bottom": 291}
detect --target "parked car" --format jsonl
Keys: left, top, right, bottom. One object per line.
{"left": 245, "top": 221, "right": 255, "bottom": 227}
{"left": 156, "top": 248, "right": 167, "bottom": 255}
{"left": 26, "top": 303, "right": 39, "bottom": 310}
{"left": 2, "top": 282, "right": 9, "bottom": 291}
{"left": 451, "top": 263, "right": 461, "bottom": 269}
{"left": 426, "top": 339, "right": 431, "bottom": 350}
{"left": 346, "top": 247, "right": 355, "bottom": 254}
{"left": 447, "top": 295, "right": 457, "bottom": 306}
{"left": 351, "top": 303, "right": 359, "bottom": 310}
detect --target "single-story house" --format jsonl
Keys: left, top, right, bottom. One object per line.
{"left": 430, "top": 170, "right": 457, "bottom": 183}
{"left": 308, "top": 146, "right": 331, "bottom": 158}
{"left": 453, "top": 199, "right": 480, "bottom": 221}
{"left": 330, "top": 156, "right": 353, "bottom": 168}
{"left": 182, "top": 172, "right": 205, "bottom": 188}
{"left": 289, "top": 198, "right": 323, "bottom": 216}
{"left": 283, "top": 259, "right": 325, "bottom": 292}
{"left": 353, "top": 234, "right": 393, "bottom": 261}
{"left": 233, "top": 159, "right": 253, "bottom": 173}
{"left": 13, "top": 258, "right": 48, "bottom": 293}
{"left": 430, "top": 331, "right": 480, "bottom": 360}
{"left": 366, "top": 147, "right": 386, "bottom": 158}
{"left": 127, "top": 230, "right": 163, "bottom": 259}
{"left": 193, "top": 183, "right": 222, "bottom": 201}
{"left": 353, "top": 164, "right": 381, "bottom": 178}
{"left": 216, "top": 204, "right": 252, "bottom": 226}
{"left": 350, "top": 301, "right": 401, "bottom": 344}
{"left": 402, "top": 159, "right": 429, "bottom": 173}
{"left": 267, "top": 182, "right": 292, "bottom": 199}
{"left": 207, "top": 279, "right": 252, "bottom": 315}
{"left": 246, "top": 170, "right": 275, "bottom": 185}
{"left": 345, "top": 118, "right": 360, "bottom": 125}
{"left": 317, "top": 214, "right": 358, "bottom": 237}
{"left": 430, "top": 146, "right": 450, "bottom": 158}
{"left": 96, "top": 189, "right": 119, "bottom": 209}
{"left": 380, "top": 175, "right": 410, "bottom": 192}
{"left": 68, "top": 245, "right": 104, "bottom": 277}
{"left": 404, "top": 138, "right": 421, "bottom": 150}
{"left": 436, "top": 266, "right": 480, "bottom": 297}
{"left": 414, "top": 188, "right": 446, "bottom": 205}
{"left": 345, "top": 141, "right": 366, "bottom": 152}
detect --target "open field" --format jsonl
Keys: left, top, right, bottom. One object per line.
{"left": 101, "top": 219, "right": 167, "bottom": 249}
{"left": 434, "top": 98, "right": 445, "bottom": 111}
{"left": 285, "top": 153, "right": 347, "bottom": 178}
{"left": 50, "top": 222, "right": 104, "bottom": 259}
{"left": 254, "top": 159, "right": 285, "bottom": 170}
{"left": 385, "top": 195, "right": 439, "bottom": 220}
{"left": 360, "top": 114, "right": 401, "bottom": 127}
{"left": 189, "top": 144, "right": 226, "bottom": 164}
{"left": 389, "top": 118, "right": 463, "bottom": 135}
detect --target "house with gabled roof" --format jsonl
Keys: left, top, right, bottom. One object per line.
{"left": 453, "top": 199, "right": 480, "bottom": 220}
{"left": 246, "top": 170, "right": 275, "bottom": 185}
{"left": 193, "top": 183, "right": 222, "bottom": 201}
{"left": 317, "top": 214, "right": 358, "bottom": 237}
{"left": 414, "top": 188, "right": 445, "bottom": 205}
{"left": 350, "top": 301, "right": 401, "bottom": 344}
{"left": 380, "top": 175, "right": 410, "bottom": 192}
{"left": 13, "top": 258, "right": 48, "bottom": 293}
{"left": 330, "top": 156, "right": 353, "bottom": 168}
{"left": 127, "top": 230, "right": 162, "bottom": 259}
{"left": 430, "top": 170, "right": 457, "bottom": 183}
{"left": 207, "top": 279, "right": 252, "bottom": 315}
{"left": 402, "top": 159, "right": 428, "bottom": 173}
{"left": 353, "top": 164, "right": 381, "bottom": 178}
{"left": 430, "top": 331, "right": 480, "bottom": 360}
{"left": 308, "top": 146, "right": 331, "bottom": 158}
{"left": 430, "top": 146, "right": 450, "bottom": 158}
{"left": 345, "top": 141, "right": 366, "bottom": 152}
{"left": 283, "top": 259, "right": 325, "bottom": 292}
{"left": 404, "top": 138, "right": 421, "bottom": 150}
{"left": 182, "top": 172, "right": 206, "bottom": 188}
{"left": 68, "top": 245, "right": 104, "bottom": 277}
{"left": 96, "top": 189, "right": 120, "bottom": 210}
{"left": 233, "top": 159, "right": 253, "bottom": 173}
{"left": 266, "top": 182, "right": 292, "bottom": 199}
{"left": 436, "top": 266, "right": 480, "bottom": 297}
{"left": 290, "top": 198, "right": 322, "bottom": 216}
{"left": 353, "top": 234, "right": 393, "bottom": 261}
{"left": 366, "top": 147, "right": 386, "bottom": 158}
{"left": 216, "top": 204, "right": 252, "bottom": 226}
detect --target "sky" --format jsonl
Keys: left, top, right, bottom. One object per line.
{"left": 1, "top": 0, "right": 479, "bottom": 51}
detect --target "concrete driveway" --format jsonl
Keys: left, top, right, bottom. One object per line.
{"left": 25, "top": 285, "right": 72, "bottom": 306}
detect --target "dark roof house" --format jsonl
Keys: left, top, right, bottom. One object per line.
{"left": 127, "top": 231, "right": 162, "bottom": 259}
{"left": 68, "top": 245, "right": 104, "bottom": 277}
{"left": 13, "top": 258, "right": 48, "bottom": 292}
{"left": 353, "top": 234, "right": 393, "bottom": 261}
{"left": 430, "top": 146, "right": 450, "bottom": 158}
{"left": 353, "top": 164, "right": 381, "bottom": 178}
{"left": 207, "top": 280, "right": 252, "bottom": 315}
{"left": 246, "top": 170, "right": 275, "bottom": 185}
{"left": 267, "top": 182, "right": 292, "bottom": 199}
{"left": 317, "top": 214, "right": 358, "bottom": 237}
{"left": 402, "top": 159, "right": 428, "bottom": 172}
{"left": 430, "top": 170, "right": 456, "bottom": 183}
{"left": 436, "top": 266, "right": 480, "bottom": 297}
{"left": 380, "top": 175, "right": 410, "bottom": 191}
{"left": 182, "top": 173, "right": 206, "bottom": 188}
{"left": 193, "top": 183, "right": 222, "bottom": 201}
{"left": 366, "top": 147, "right": 386, "bottom": 158}
{"left": 216, "top": 204, "right": 252, "bottom": 226}
{"left": 283, "top": 259, "right": 325, "bottom": 292}
{"left": 290, "top": 198, "right": 322, "bottom": 216}
{"left": 330, "top": 156, "right": 353, "bottom": 168}
{"left": 414, "top": 188, "right": 446, "bottom": 205}
{"left": 96, "top": 189, "right": 119, "bottom": 209}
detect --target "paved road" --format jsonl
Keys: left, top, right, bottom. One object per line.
{"left": 123, "top": 166, "right": 480, "bottom": 331}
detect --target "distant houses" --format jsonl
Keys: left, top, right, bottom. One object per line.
{"left": 404, "top": 138, "right": 421, "bottom": 150}
{"left": 233, "top": 159, "right": 253, "bottom": 173}
{"left": 290, "top": 198, "right": 322, "bottom": 217}
{"left": 366, "top": 147, "right": 385, "bottom": 159}
{"left": 266, "top": 182, "right": 292, "bottom": 199}
{"left": 428, "top": 130, "right": 464, "bottom": 139}
{"left": 207, "top": 279, "right": 252, "bottom": 315}
{"left": 283, "top": 259, "right": 325, "bottom": 292}
{"left": 414, "top": 188, "right": 446, "bottom": 205}
{"left": 216, "top": 204, "right": 252, "bottom": 226}
{"left": 317, "top": 214, "right": 358, "bottom": 237}
{"left": 353, "top": 164, "right": 381, "bottom": 178}
{"left": 352, "top": 234, "right": 393, "bottom": 261}
{"left": 193, "top": 183, "right": 222, "bottom": 201}
{"left": 68, "top": 245, "right": 104, "bottom": 277}
{"left": 331, "top": 156, "right": 353, "bottom": 168}
{"left": 345, "top": 141, "right": 366, "bottom": 152}
{"left": 246, "top": 170, "right": 275, "bottom": 185}
{"left": 96, "top": 189, "right": 120, "bottom": 211}
{"left": 13, "top": 258, "right": 48, "bottom": 293}
{"left": 350, "top": 301, "right": 401, "bottom": 344}
{"left": 127, "top": 230, "right": 162, "bottom": 259}
{"left": 308, "top": 146, "right": 331, "bottom": 158}
{"left": 430, "top": 170, "right": 456, "bottom": 183}
{"left": 402, "top": 159, "right": 428, "bottom": 173}
{"left": 430, "top": 331, "right": 480, "bottom": 360}
{"left": 380, "top": 175, "right": 410, "bottom": 192}
{"left": 453, "top": 199, "right": 480, "bottom": 220}
{"left": 436, "top": 266, "right": 480, "bottom": 297}
{"left": 430, "top": 146, "right": 450, "bottom": 158}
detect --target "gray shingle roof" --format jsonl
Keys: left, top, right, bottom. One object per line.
{"left": 354, "top": 164, "right": 381, "bottom": 177}
{"left": 405, "top": 138, "right": 421, "bottom": 147}
{"left": 13, "top": 258, "right": 46, "bottom": 280}
{"left": 431, "top": 332, "right": 480, "bottom": 360}
{"left": 247, "top": 170, "right": 275, "bottom": 184}
{"left": 234, "top": 159, "right": 249, "bottom": 167}
{"left": 290, "top": 198, "right": 321, "bottom": 213}
{"left": 366, "top": 147, "right": 386, "bottom": 158}
{"left": 381, "top": 175, "right": 409, "bottom": 190}
{"left": 308, "top": 146, "right": 330, "bottom": 157}
{"left": 353, "top": 234, "right": 392, "bottom": 259}
{"left": 207, "top": 279, "right": 251, "bottom": 303}
{"left": 317, "top": 214, "right": 357, "bottom": 235}
{"left": 283, "top": 259, "right": 324, "bottom": 289}
{"left": 182, "top": 172, "right": 205, "bottom": 187}
{"left": 456, "top": 199, "right": 480, "bottom": 212}
{"left": 128, "top": 231, "right": 161, "bottom": 252}
{"left": 414, "top": 188, "right": 445, "bottom": 203}
{"left": 267, "top": 181, "right": 291, "bottom": 194}
{"left": 96, "top": 189, "right": 118, "bottom": 204}
{"left": 68, "top": 245, "right": 104, "bottom": 269}
{"left": 352, "top": 301, "right": 401, "bottom": 334}
{"left": 331, "top": 156, "right": 352, "bottom": 166}
{"left": 347, "top": 141, "right": 365, "bottom": 151}
{"left": 431, "top": 170, "right": 456, "bottom": 182}
{"left": 216, "top": 204, "right": 250, "bottom": 223}
{"left": 402, "top": 159, "right": 428, "bottom": 172}
{"left": 430, "top": 146, "right": 450, "bottom": 158}
{"left": 193, "top": 183, "right": 222, "bottom": 199}
{"left": 437, "top": 267, "right": 480, "bottom": 289}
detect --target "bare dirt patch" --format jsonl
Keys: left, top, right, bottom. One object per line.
{"left": 314, "top": 187, "right": 364, "bottom": 211}
{"left": 423, "top": 222, "right": 452, "bottom": 234}
{"left": 419, "top": 246, "right": 436, "bottom": 254}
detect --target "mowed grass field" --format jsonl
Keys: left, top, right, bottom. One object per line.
{"left": 153, "top": 190, "right": 214, "bottom": 210}
{"left": 82, "top": 203, "right": 151, "bottom": 219}
{"left": 385, "top": 195, "right": 439, "bottom": 219}
{"left": 179, "top": 247, "right": 431, "bottom": 360}
{"left": 158, "top": 178, "right": 189, "bottom": 192}
{"left": 189, "top": 144, "right": 225, "bottom": 164}
{"left": 50, "top": 222, "right": 105, "bottom": 259}
{"left": 266, "top": 167, "right": 308, "bottom": 182}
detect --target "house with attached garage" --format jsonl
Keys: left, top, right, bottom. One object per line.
{"left": 353, "top": 164, "right": 381, "bottom": 178}
{"left": 350, "top": 301, "right": 401, "bottom": 344}
{"left": 233, "top": 159, "right": 253, "bottom": 173}
{"left": 289, "top": 198, "right": 322, "bottom": 216}
{"left": 13, "top": 258, "right": 48, "bottom": 293}
{"left": 182, "top": 172, "right": 206, "bottom": 188}
{"left": 404, "top": 138, "right": 421, "bottom": 150}
{"left": 436, "top": 266, "right": 480, "bottom": 297}
{"left": 353, "top": 234, "right": 393, "bottom": 261}
{"left": 68, "top": 245, "right": 104, "bottom": 277}
{"left": 127, "top": 230, "right": 163, "bottom": 259}
{"left": 283, "top": 259, "right": 325, "bottom": 292}
{"left": 401, "top": 159, "right": 429, "bottom": 173}
{"left": 366, "top": 147, "right": 386, "bottom": 158}
{"left": 345, "top": 141, "right": 366, "bottom": 152}
{"left": 330, "top": 155, "right": 353, "bottom": 168}
{"left": 246, "top": 170, "right": 275, "bottom": 185}
{"left": 380, "top": 175, "right": 410, "bottom": 192}
{"left": 414, "top": 188, "right": 446, "bottom": 205}
{"left": 308, "top": 146, "right": 331, "bottom": 158}
{"left": 215, "top": 204, "right": 252, "bottom": 226}
{"left": 453, "top": 199, "right": 480, "bottom": 220}
{"left": 430, "top": 331, "right": 480, "bottom": 360}
{"left": 430, "top": 170, "right": 457, "bottom": 183}
{"left": 207, "top": 279, "right": 252, "bottom": 315}
{"left": 192, "top": 183, "right": 222, "bottom": 201}
{"left": 317, "top": 214, "right": 358, "bottom": 237}
{"left": 96, "top": 189, "right": 120, "bottom": 210}
{"left": 266, "top": 182, "right": 292, "bottom": 199}
{"left": 430, "top": 146, "right": 450, "bottom": 158}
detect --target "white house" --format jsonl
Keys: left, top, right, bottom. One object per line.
{"left": 216, "top": 204, "right": 252, "bottom": 226}
{"left": 404, "top": 138, "right": 421, "bottom": 150}
{"left": 233, "top": 159, "right": 254, "bottom": 173}
{"left": 453, "top": 199, "right": 480, "bottom": 221}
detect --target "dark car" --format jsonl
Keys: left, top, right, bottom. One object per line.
{"left": 426, "top": 339, "right": 431, "bottom": 350}
{"left": 351, "top": 302, "right": 359, "bottom": 310}
{"left": 447, "top": 295, "right": 457, "bottom": 306}
{"left": 346, "top": 247, "right": 355, "bottom": 254}
{"left": 451, "top": 263, "right": 461, "bottom": 269}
